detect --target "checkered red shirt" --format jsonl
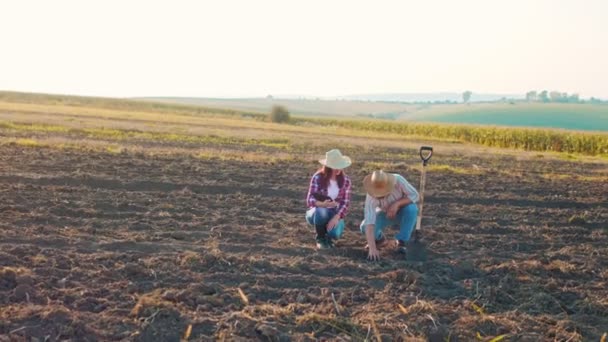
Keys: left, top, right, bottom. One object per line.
{"left": 306, "top": 172, "right": 352, "bottom": 218}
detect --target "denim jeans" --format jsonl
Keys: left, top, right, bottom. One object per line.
{"left": 359, "top": 203, "right": 418, "bottom": 242}
{"left": 306, "top": 207, "right": 345, "bottom": 240}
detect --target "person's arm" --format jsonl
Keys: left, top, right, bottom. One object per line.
{"left": 398, "top": 174, "right": 419, "bottom": 203}
{"left": 363, "top": 195, "right": 380, "bottom": 260}
{"left": 366, "top": 223, "right": 380, "bottom": 260}
{"left": 306, "top": 174, "right": 320, "bottom": 207}
{"left": 328, "top": 177, "right": 351, "bottom": 230}
{"left": 387, "top": 175, "right": 417, "bottom": 219}
{"left": 336, "top": 176, "right": 351, "bottom": 219}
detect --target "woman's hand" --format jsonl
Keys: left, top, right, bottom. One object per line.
{"left": 317, "top": 200, "right": 338, "bottom": 208}
{"left": 327, "top": 215, "right": 340, "bottom": 231}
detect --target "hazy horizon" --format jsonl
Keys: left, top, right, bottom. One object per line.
{"left": 140, "top": 91, "right": 528, "bottom": 102}
{"left": 2, "top": 0, "right": 607, "bottom": 99}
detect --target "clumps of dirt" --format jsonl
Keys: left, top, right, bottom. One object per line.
{"left": 0, "top": 267, "right": 43, "bottom": 305}
{"left": 214, "top": 312, "right": 259, "bottom": 340}
{"left": 118, "top": 262, "right": 151, "bottom": 280}
{"left": 0, "top": 268, "right": 18, "bottom": 290}
{"left": 517, "top": 291, "right": 566, "bottom": 315}
{"left": 7, "top": 245, "right": 41, "bottom": 260}
{"left": 375, "top": 269, "right": 422, "bottom": 295}
{"left": 179, "top": 251, "right": 219, "bottom": 271}
{"left": 130, "top": 290, "right": 190, "bottom": 341}
{"left": 133, "top": 306, "right": 188, "bottom": 342}
{"left": 178, "top": 242, "right": 237, "bottom": 273}
{"left": 0, "top": 251, "right": 20, "bottom": 267}
{"left": 130, "top": 291, "right": 175, "bottom": 317}
{"left": 0, "top": 307, "right": 96, "bottom": 341}
{"left": 73, "top": 296, "right": 106, "bottom": 313}
{"left": 254, "top": 323, "right": 291, "bottom": 342}
{"left": 216, "top": 310, "right": 294, "bottom": 340}
{"left": 161, "top": 282, "right": 229, "bottom": 311}
{"left": 380, "top": 269, "right": 419, "bottom": 284}
{"left": 451, "top": 260, "right": 479, "bottom": 280}
{"left": 12, "top": 284, "right": 36, "bottom": 302}
{"left": 40, "top": 308, "right": 93, "bottom": 339}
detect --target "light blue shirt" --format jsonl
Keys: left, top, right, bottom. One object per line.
{"left": 363, "top": 174, "right": 419, "bottom": 226}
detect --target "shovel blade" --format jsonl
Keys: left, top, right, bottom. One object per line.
{"left": 407, "top": 230, "right": 428, "bottom": 262}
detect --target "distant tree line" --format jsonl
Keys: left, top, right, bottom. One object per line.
{"left": 524, "top": 90, "right": 605, "bottom": 104}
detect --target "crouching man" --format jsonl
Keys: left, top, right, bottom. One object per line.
{"left": 361, "top": 170, "right": 419, "bottom": 261}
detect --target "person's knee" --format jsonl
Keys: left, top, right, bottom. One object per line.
{"left": 313, "top": 208, "right": 331, "bottom": 226}
{"left": 403, "top": 204, "right": 418, "bottom": 216}
{"left": 330, "top": 221, "right": 345, "bottom": 239}
{"left": 305, "top": 209, "right": 315, "bottom": 225}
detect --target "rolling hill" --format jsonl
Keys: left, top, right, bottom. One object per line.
{"left": 139, "top": 97, "right": 608, "bottom": 132}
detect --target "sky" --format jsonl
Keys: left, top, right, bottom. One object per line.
{"left": 1, "top": 0, "right": 607, "bottom": 99}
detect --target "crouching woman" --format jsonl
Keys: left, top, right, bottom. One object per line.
{"left": 305, "top": 149, "right": 352, "bottom": 249}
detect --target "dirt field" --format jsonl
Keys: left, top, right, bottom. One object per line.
{"left": 0, "top": 117, "right": 607, "bottom": 341}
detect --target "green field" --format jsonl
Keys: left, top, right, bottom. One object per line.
{"left": 409, "top": 103, "right": 608, "bottom": 131}
{"left": 141, "top": 96, "right": 608, "bottom": 132}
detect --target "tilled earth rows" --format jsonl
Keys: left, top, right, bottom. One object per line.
{"left": 0, "top": 143, "right": 606, "bottom": 341}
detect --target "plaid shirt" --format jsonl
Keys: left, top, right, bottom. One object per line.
{"left": 306, "top": 172, "right": 352, "bottom": 218}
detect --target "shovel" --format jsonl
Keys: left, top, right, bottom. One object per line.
{"left": 408, "top": 146, "right": 433, "bottom": 261}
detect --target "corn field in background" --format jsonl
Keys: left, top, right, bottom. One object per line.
{"left": 295, "top": 118, "right": 608, "bottom": 156}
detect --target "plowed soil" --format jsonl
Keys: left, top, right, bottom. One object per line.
{"left": 0, "top": 137, "right": 607, "bottom": 341}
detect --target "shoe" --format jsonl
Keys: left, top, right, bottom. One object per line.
{"left": 327, "top": 238, "right": 335, "bottom": 248}
{"left": 396, "top": 240, "right": 407, "bottom": 254}
{"left": 316, "top": 237, "right": 331, "bottom": 250}
{"left": 376, "top": 235, "right": 390, "bottom": 248}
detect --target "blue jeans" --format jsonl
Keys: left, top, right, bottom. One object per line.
{"left": 306, "top": 207, "right": 345, "bottom": 240}
{"left": 360, "top": 203, "right": 418, "bottom": 242}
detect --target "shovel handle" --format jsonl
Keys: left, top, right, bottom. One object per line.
{"left": 420, "top": 146, "right": 433, "bottom": 165}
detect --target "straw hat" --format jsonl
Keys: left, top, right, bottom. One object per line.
{"left": 363, "top": 170, "right": 396, "bottom": 198}
{"left": 318, "top": 149, "right": 352, "bottom": 170}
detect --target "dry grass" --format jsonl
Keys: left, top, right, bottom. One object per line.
{"left": 241, "top": 303, "right": 297, "bottom": 320}
{"left": 0, "top": 134, "right": 307, "bottom": 165}
{"left": 401, "top": 298, "right": 437, "bottom": 315}
{"left": 424, "top": 164, "right": 483, "bottom": 174}
{"left": 29, "top": 254, "right": 48, "bottom": 267}
{"left": 546, "top": 260, "right": 576, "bottom": 273}
{"left": 130, "top": 290, "right": 176, "bottom": 318}
{"left": 0, "top": 266, "right": 33, "bottom": 278}
{"left": 541, "top": 172, "right": 608, "bottom": 182}
{"left": 295, "top": 313, "right": 365, "bottom": 339}
{"left": 12, "top": 138, "right": 47, "bottom": 148}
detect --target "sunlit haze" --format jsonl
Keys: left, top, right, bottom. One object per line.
{"left": 1, "top": 0, "right": 607, "bottom": 98}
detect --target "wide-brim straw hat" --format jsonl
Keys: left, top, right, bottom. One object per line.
{"left": 318, "top": 149, "right": 352, "bottom": 170}
{"left": 363, "top": 170, "right": 396, "bottom": 198}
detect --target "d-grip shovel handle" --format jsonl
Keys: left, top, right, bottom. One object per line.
{"left": 420, "top": 146, "right": 433, "bottom": 166}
